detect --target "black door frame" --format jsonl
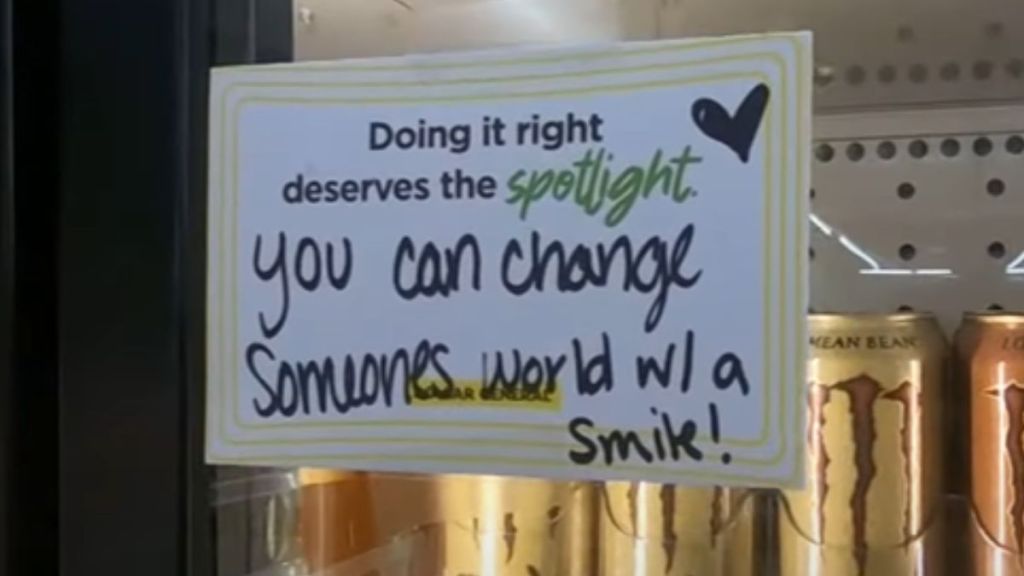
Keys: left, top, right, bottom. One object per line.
{"left": 3, "top": 0, "right": 59, "bottom": 573}
{"left": 57, "top": 2, "right": 290, "bottom": 575}
{"left": 0, "top": 0, "right": 292, "bottom": 572}
{"left": 57, "top": 0, "right": 210, "bottom": 574}
{"left": 0, "top": 0, "right": 13, "bottom": 567}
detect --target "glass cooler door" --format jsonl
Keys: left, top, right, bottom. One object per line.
{"left": 50, "top": 1, "right": 1024, "bottom": 576}
{"left": 201, "top": 2, "right": 1024, "bottom": 576}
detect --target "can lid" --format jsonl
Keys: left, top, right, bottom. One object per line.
{"left": 809, "top": 311, "right": 937, "bottom": 325}
{"left": 963, "top": 311, "right": 1024, "bottom": 324}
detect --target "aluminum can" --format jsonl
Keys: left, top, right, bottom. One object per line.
{"left": 958, "top": 312, "right": 1024, "bottom": 576}
{"left": 779, "top": 313, "right": 947, "bottom": 576}
{"left": 297, "top": 469, "right": 379, "bottom": 573}
{"left": 599, "top": 483, "right": 756, "bottom": 576}
{"left": 369, "top": 474, "right": 596, "bottom": 576}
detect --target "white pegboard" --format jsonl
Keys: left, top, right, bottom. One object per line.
{"left": 287, "top": 0, "right": 1024, "bottom": 334}
{"left": 649, "top": 0, "right": 1024, "bottom": 110}
{"left": 291, "top": 0, "right": 1024, "bottom": 110}
{"left": 811, "top": 106, "right": 1024, "bottom": 333}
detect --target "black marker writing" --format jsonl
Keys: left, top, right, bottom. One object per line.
{"left": 482, "top": 349, "right": 566, "bottom": 396}
{"left": 252, "top": 232, "right": 353, "bottom": 339}
{"left": 568, "top": 408, "right": 702, "bottom": 466}
{"left": 635, "top": 331, "right": 695, "bottom": 393}
{"left": 501, "top": 225, "right": 702, "bottom": 332}
{"left": 713, "top": 352, "right": 750, "bottom": 396}
{"left": 393, "top": 234, "right": 481, "bottom": 299}
{"left": 247, "top": 339, "right": 452, "bottom": 417}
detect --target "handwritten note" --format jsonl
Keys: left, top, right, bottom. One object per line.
{"left": 206, "top": 33, "right": 811, "bottom": 487}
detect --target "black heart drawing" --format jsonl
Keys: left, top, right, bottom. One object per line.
{"left": 691, "top": 83, "right": 771, "bottom": 163}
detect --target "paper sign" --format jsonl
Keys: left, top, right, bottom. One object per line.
{"left": 206, "top": 33, "right": 810, "bottom": 487}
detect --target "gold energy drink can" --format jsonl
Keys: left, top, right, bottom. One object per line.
{"left": 958, "top": 312, "right": 1024, "bottom": 575}
{"left": 371, "top": 474, "right": 596, "bottom": 576}
{"left": 297, "top": 469, "right": 379, "bottom": 573}
{"left": 780, "top": 313, "right": 946, "bottom": 576}
{"left": 598, "top": 483, "right": 756, "bottom": 576}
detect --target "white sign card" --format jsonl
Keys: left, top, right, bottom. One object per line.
{"left": 206, "top": 33, "right": 811, "bottom": 488}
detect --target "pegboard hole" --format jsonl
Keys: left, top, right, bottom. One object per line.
{"left": 898, "top": 244, "right": 917, "bottom": 261}
{"left": 809, "top": 247, "right": 816, "bottom": 260}
{"left": 988, "top": 179, "right": 1006, "bottom": 197}
{"left": 1007, "top": 59, "right": 1024, "bottom": 79}
{"left": 897, "top": 182, "right": 916, "bottom": 200}
{"left": 897, "top": 25, "right": 915, "bottom": 43}
{"left": 973, "top": 137, "right": 993, "bottom": 157}
{"left": 908, "top": 64, "right": 929, "bottom": 84}
{"left": 846, "top": 66, "right": 867, "bottom": 85}
{"left": 988, "top": 242, "right": 1007, "bottom": 259}
{"left": 989, "top": 304, "right": 1005, "bottom": 312}
{"left": 909, "top": 140, "right": 929, "bottom": 159}
{"left": 940, "top": 62, "right": 961, "bottom": 82}
{"left": 941, "top": 138, "right": 961, "bottom": 158}
{"left": 985, "top": 22, "right": 1005, "bottom": 39}
{"left": 877, "top": 65, "right": 897, "bottom": 83}
{"left": 973, "top": 60, "right": 994, "bottom": 80}
{"left": 816, "top": 143, "right": 835, "bottom": 162}
{"left": 810, "top": 188, "right": 816, "bottom": 200}
{"left": 846, "top": 142, "right": 865, "bottom": 162}
{"left": 877, "top": 141, "right": 897, "bottom": 160}
{"left": 1007, "top": 136, "right": 1024, "bottom": 155}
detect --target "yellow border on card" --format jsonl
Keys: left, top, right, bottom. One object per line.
{"left": 224, "top": 69, "right": 775, "bottom": 444}
{"left": 206, "top": 35, "right": 809, "bottom": 483}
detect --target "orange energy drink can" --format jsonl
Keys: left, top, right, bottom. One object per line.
{"left": 598, "top": 483, "right": 756, "bottom": 576}
{"left": 958, "top": 312, "right": 1024, "bottom": 575}
{"left": 370, "top": 474, "right": 596, "bottom": 576}
{"left": 780, "top": 313, "right": 946, "bottom": 576}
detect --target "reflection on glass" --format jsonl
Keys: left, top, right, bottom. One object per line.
{"left": 810, "top": 213, "right": 955, "bottom": 277}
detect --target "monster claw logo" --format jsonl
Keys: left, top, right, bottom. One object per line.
{"left": 504, "top": 513, "right": 518, "bottom": 564}
{"left": 546, "top": 506, "right": 561, "bottom": 539}
{"left": 709, "top": 486, "right": 724, "bottom": 549}
{"left": 624, "top": 483, "right": 680, "bottom": 573}
{"left": 622, "top": 479, "right": 638, "bottom": 541}
{"left": 627, "top": 483, "right": 640, "bottom": 536}
{"left": 882, "top": 381, "right": 918, "bottom": 544}
{"left": 987, "top": 382, "right": 1024, "bottom": 559}
{"left": 807, "top": 385, "right": 831, "bottom": 541}
{"left": 832, "top": 376, "right": 882, "bottom": 576}
{"left": 660, "top": 485, "right": 678, "bottom": 573}
{"left": 808, "top": 375, "right": 920, "bottom": 576}
{"left": 617, "top": 483, "right": 727, "bottom": 574}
